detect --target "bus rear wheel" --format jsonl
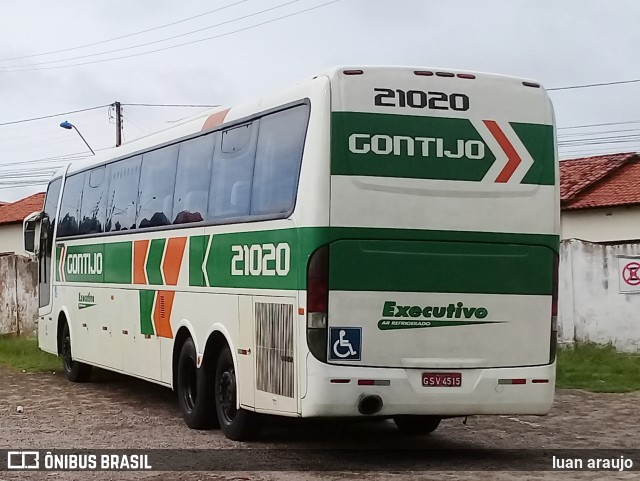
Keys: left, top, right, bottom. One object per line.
{"left": 393, "top": 415, "right": 441, "bottom": 435}
{"left": 215, "top": 346, "right": 261, "bottom": 441}
{"left": 61, "top": 323, "right": 92, "bottom": 382}
{"left": 177, "top": 337, "right": 216, "bottom": 429}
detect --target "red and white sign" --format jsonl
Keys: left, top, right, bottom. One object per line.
{"left": 618, "top": 258, "right": 640, "bottom": 293}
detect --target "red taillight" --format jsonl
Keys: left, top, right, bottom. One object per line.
{"left": 343, "top": 69, "right": 363, "bottom": 75}
{"left": 552, "top": 254, "right": 559, "bottom": 318}
{"left": 456, "top": 73, "right": 476, "bottom": 79}
{"left": 307, "top": 245, "right": 329, "bottom": 315}
{"left": 307, "top": 245, "right": 329, "bottom": 362}
{"left": 498, "top": 378, "right": 526, "bottom": 385}
{"left": 550, "top": 254, "right": 559, "bottom": 363}
{"left": 414, "top": 70, "right": 434, "bottom": 76}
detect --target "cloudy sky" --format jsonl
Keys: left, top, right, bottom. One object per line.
{"left": 1, "top": 0, "right": 638, "bottom": 201}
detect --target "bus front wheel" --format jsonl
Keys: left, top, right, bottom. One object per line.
{"left": 177, "top": 337, "right": 217, "bottom": 429}
{"left": 215, "top": 346, "right": 261, "bottom": 441}
{"left": 60, "top": 323, "right": 92, "bottom": 382}
{"left": 393, "top": 415, "right": 441, "bottom": 435}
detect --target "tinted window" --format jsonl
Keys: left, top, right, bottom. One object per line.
{"left": 173, "top": 134, "right": 216, "bottom": 225}
{"left": 137, "top": 145, "right": 178, "bottom": 229}
{"left": 251, "top": 105, "right": 309, "bottom": 215}
{"left": 106, "top": 156, "right": 141, "bottom": 232}
{"left": 40, "top": 178, "right": 61, "bottom": 307}
{"left": 43, "top": 178, "right": 61, "bottom": 243}
{"left": 79, "top": 166, "right": 107, "bottom": 235}
{"left": 208, "top": 122, "right": 258, "bottom": 220}
{"left": 57, "top": 173, "right": 86, "bottom": 237}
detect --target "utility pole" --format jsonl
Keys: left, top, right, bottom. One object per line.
{"left": 113, "top": 101, "right": 123, "bottom": 147}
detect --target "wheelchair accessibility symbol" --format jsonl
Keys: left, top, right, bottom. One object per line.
{"left": 329, "top": 327, "right": 362, "bottom": 361}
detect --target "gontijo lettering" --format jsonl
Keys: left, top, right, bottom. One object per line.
{"left": 349, "top": 134, "right": 485, "bottom": 159}
{"left": 66, "top": 253, "right": 103, "bottom": 275}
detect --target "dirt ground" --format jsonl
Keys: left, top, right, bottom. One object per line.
{"left": 0, "top": 366, "right": 638, "bottom": 480}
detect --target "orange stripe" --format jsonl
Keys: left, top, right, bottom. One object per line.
{"left": 162, "top": 237, "right": 187, "bottom": 286}
{"left": 153, "top": 290, "right": 175, "bottom": 339}
{"left": 483, "top": 120, "right": 522, "bottom": 183}
{"left": 133, "top": 240, "right": 149, "bottom": 285}
{"left": 202, "top": 108, "right": 230, "bottom": 131}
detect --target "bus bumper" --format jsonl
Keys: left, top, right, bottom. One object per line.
{"left": 301, "top": 355, "right": 556, "bottom": 417}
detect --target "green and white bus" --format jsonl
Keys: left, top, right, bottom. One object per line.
{"left": 25, "top": 66, "right": 559, "bottom": 441}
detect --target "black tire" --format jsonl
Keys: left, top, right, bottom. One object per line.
{"left": 215, "top": 345, "right": 261, "bottom": 441}
{"left": 60, "top": 323, "right": 92, "bottom": 382}
{"left": 177, "top": 338, "right": 217, "bottom": 429}
{"left": 393, "top": 415, "right": 441, "bottom": 435}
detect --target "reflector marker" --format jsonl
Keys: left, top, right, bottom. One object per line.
{"left": 498, "top": 378, "right": 526, "bottom": 385}
{"left": 357, "top": 379, "right": 391, "bottom": 386}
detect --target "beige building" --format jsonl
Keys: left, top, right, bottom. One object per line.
{"left": 561, "top": 153, "right": 640, "bottom": 241}
{"left": 0, "top": 192, "right": 44, "bottom": 254}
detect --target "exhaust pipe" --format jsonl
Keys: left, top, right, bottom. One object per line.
{"left": 358, "top": 394, "right": 383, "bottom": 415}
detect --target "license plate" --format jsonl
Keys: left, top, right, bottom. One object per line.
{"left": 422, "top": 372, "right": 462, "bottom": 387}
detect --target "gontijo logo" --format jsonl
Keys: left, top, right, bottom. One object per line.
{"left": 66, "top": 252, "right": 103, "bottom": 275}
{"left": 378, "top": 300, "right": 501, "bottom": 330}
{"left": 349, "top": 134, "right": 486, "bottom": 160}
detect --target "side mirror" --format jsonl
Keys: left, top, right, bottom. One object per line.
{"left": 23, "top": 211, "right": 42, "bottom": 255}
{"left": 41, "top": 216, "right": 50, "bottom": 239}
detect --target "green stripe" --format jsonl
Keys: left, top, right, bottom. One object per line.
{"left": 146, "top": 239, "right": 166, "bottom": 285}
{"left": 139, "top": 290, "right": 155, "bottom": 335}
{"left": 331, "top": 112, "right": 555, "bottom": 185}
{"left": 189, "top": 235, "right": 207, "bottom": 287}
{"left": 329, "top": 238, "right": 554, "bottom": 295}
{"left": 104, "top": 242, "right": 132, "bottom": 283}
{"left": 513, "top": 122, "right": 555, "bottom": 185}
{"left": 55, "top": 227, "right": 558, "bottom": 295}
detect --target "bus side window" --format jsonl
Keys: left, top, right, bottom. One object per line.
{"left": 137, "top": 145, "right": 179, "bottom": 229}
{"left": 209, "top": 122, "right": 258, "bottom": 220}
{"left": 251, "top": 104, "right": 310, "bottom": 215}
{"left": 173, "top": 133, "right": 216, "bottom": 225}
{"left": 105, "top": 156, "right": 142, "bottom": 232}
{"left": 57, "top": 172, "right": 86, "bottom": 238}
{"left": 79, "top": 165, "right": 108, "bottom": 235}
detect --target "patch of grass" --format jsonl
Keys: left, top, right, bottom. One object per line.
{"left": 556, "top": 343, "right": 640, "bottom": 393}
{"left": 0, "top": 336, "right": 62, "bottom": 372}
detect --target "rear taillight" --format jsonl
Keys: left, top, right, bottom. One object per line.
{"left": 307, "top": 245, "right": 329, "bottom": 362}
{"left": 550, "top": 254, "right": 559, "bottom": 363}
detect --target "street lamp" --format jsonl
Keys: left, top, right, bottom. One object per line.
{"left": 59, "top": 120, "right": 95, "bottom": 155}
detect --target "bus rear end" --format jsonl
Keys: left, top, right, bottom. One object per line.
{"left": 303, "top": 66, "right": 558, "bottom": 421}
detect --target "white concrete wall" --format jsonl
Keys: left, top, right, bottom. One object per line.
{"left": 559, "top": 239, "right": 640, "bottom": 352}
{"left": 0, "top": 254, "right": 38, "bottom": 335}
{"left": 0, "top": 223, "right": 25, "bottom": 255}
{"left": 561, "top": 206, "right": 640, "bottom": 242}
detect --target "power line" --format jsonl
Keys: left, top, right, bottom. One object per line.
{"left": 548, "top": 78, "right": 640, "bottom": 91}
{"left": 0, "top": 0, "right": 300, "bottom": 70}
{"left": 0, "top": 0, "right": 248, "bottom": 62}
{"left": 123, "top": 103, "right": 219, "bottom": 108}
{"left": 0, "top": 103, "right": 217, "bottom": 130}
{"left": 558, "top": 127, "right": 640, "bottom": 138}
{"left": 0, "top": 105, "right": 108, "bottom": 127}
{"left": 557, "top": 119, "right": 640, "bottom": 130}
{"left": 0, "top": 0, "right": 341, "bottom": 73}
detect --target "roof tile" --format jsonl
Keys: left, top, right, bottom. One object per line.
{"left": 565, "top": 161, "right": 640, "bottom": 210}
{"left": 560, "top": 152, "right": 635, "bottom": 201}
{"left": 0, "top": 193, "right": 45, "bottom": 226}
